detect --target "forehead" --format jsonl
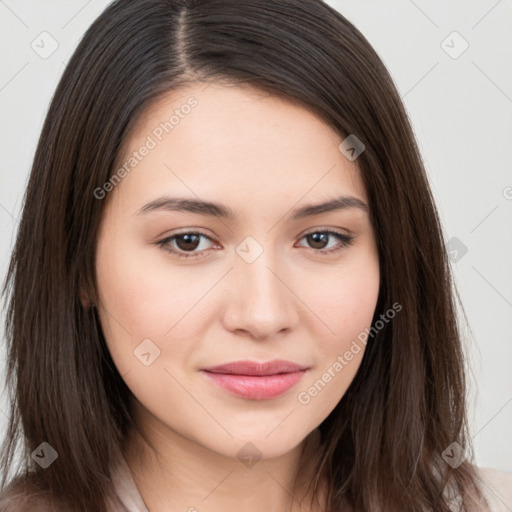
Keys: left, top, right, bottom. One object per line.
{"left": 110, "top": 82, "right": 368, "bottom": 213}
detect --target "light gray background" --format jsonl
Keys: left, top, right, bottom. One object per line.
{"left": 1, "top": 0, "right": 511, "bottom": 474}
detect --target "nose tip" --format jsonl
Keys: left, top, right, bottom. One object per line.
{"left": 222, "top": 253, "right": 298, "bottom": 339}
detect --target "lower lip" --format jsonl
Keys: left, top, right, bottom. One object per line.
{"left": 200, "top": 370, "right": 307, "bottom": 400}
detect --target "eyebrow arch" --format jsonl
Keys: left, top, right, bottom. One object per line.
{"left": 136, "top": 195, "right": 369, "bottom": 220}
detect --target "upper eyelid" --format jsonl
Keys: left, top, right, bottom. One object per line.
{"left": 164, "top": 226, "right": 351, "bottom": 239}
{"left": 159, "top": 228, "right": 352, "bottom": 248}
{"left": 162, "top": 228, "right": 348, "bottom": 242}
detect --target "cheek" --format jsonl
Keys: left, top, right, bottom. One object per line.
{"left": 295, "top": 287, "right": 379, "bottom": 418}
{"left": 306, "top": 255, "right": 380, "bottom": 346}
{"left": 95, "top": 233, "right": 196, "bottom": 336}
{"left": 95, "top": 234, "right": 218, "bottom": 376}
{"left": 297, "top": 251, "right": 379, "bottom": 406}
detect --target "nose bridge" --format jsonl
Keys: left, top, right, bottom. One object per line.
{"left": 223, "top": 235, "right": 297, "bottom": 336}
{"left": 238, "top": 239, "right": 286, "bottom": 309}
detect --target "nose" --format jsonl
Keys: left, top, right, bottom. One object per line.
{"left": 222, "top": 249, "right": 299, "bottom": 340}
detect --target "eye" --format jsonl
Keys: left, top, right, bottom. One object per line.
{"left": 155, "top": 231, "right": 216, "bottom": 259}
{"left": 155, "top": 229, "right": 354, "bottom": 259}
{"left": 296, "top": 229, "right": 354, "bottom": 255}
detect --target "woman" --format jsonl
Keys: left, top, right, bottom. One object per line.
{"left": 1, "top": 0, "right": 510, "bottom": 510}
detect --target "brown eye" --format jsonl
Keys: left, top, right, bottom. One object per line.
{"left": 297, "top": 230, "right": 354, "bottom": 255}
{"left": 305, "top": 232, "right": 330, "bottom": 249}
{"left": 156, "top": 229, "right": 354, "bottom": 260}
{"left": 156, "top": 231, "right": 216, "bottom": 258}
{"left": 174, "top": 233, "right": 201, "bottom": 251}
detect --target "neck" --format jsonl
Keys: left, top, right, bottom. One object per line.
{"left": 122, "top": 403, "right": 325, "bottom": 512}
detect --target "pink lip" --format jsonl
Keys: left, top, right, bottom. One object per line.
{"left": 200, "top": 359, "right": 309, "bottom": 400}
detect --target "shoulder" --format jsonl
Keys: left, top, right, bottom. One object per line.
{"left": 473, "top": 466, "right": 512, "bottom": 512}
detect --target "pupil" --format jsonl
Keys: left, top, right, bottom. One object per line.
{"left": 308, "top": 233, "right": 328, "bottom": 249}
{"left": 177, "top": 234, "right": 200, "bottom": 251}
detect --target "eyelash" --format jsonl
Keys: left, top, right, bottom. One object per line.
{"left": 155, "top": 229, "right": 354, "bottom": 259}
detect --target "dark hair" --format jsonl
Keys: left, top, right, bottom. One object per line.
{"left": 0, "top": 0, "right": 488, "bottom": 510}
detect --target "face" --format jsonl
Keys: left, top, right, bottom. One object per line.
{"left": 94, "top": 82, "right": 380, "bottom": 461}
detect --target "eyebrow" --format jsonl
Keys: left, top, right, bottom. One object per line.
{"left": 136, "top": 195, "right": 369, "bottom": 220}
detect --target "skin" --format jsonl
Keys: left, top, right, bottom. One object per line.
{"left": 93, "top": 81, "right": 380, "bottom": 512}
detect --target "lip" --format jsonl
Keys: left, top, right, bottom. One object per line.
{"left": 200, "top": 359, "right": 309, "bottom": 400}
{"left": 201, "top": 359, "right": 308, "bottom": 376}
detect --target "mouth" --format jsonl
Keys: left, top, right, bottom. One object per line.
{"left": 200, "top": 359, "right": 309, "bottom": 400}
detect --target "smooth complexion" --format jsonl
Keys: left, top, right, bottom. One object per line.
{"left": 93, "top": 82, "right": 380, "bottom": 512}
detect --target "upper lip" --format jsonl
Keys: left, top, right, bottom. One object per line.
{"left": 201, "top": 359, "right": 309, "bottom": 376}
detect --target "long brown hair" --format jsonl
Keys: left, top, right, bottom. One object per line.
{"left": 0, "top": 0, "right": 487, "bottom": 510}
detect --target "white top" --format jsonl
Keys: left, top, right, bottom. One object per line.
{"left": 111, "top": 454, "right": 512, "bottom": 512}
{"left": 473, "top": 467, "right": 512, "bottom": 512}
{"left": 109, "top": 454, "right": 149, "bottom": 512}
